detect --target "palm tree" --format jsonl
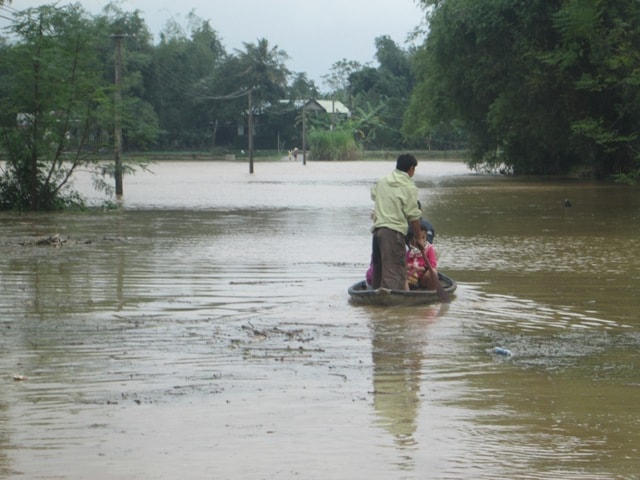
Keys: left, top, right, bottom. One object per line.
{"left": 236, "top": 38, "right": 290, "bottom": 110}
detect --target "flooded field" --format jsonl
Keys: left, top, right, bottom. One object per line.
{"left": 1, "top": 159, "right": 639, "bottom": 479}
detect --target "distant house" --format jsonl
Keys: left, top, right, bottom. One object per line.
{"left": 16, "top": 113, "right": 34, "bottom": 128}
{"left": 303, "top": 99, "right": 351, "bottom": 118}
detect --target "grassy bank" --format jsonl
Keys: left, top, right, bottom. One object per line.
{"left": 118, "top": 149, "right": 469, "bottom": 163}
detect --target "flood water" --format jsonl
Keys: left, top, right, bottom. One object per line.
{"left": 1, "top": 159, "right": 639, "bottom": 479}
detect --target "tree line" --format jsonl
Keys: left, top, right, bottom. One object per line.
{"left": 1, "top": 0, "right": 639, "bottom": 210}
{"left": 408, "top": 0, "right": 640, "bottom": 180}
{"left": 0, "top": 2, "right": 426, "bottom": 209}
{"left": 0, "top": 3, "right": 423, "bottom": 153}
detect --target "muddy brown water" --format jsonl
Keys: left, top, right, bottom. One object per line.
{"left": 1, "top": 159, "right": 639, "bottom": 479}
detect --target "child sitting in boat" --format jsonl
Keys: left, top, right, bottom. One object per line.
{"left": 406, "top": 220, "right": 438, "bottom": 290}
{"left": 365, "top": 218, "right": 437, "bottom": 290}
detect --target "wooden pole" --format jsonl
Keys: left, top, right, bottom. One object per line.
{"left": 112, "top": 34, "right": 124, "bottom": 197}
{"left": 302, "top": 103, "right": 307, "bottom": 165}
{"left": 248, "top": 88, "right": 254, "bottom": 174}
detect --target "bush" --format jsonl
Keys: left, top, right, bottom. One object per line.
{"left": 308, "top": 129, "right": 362, "bottom": 160}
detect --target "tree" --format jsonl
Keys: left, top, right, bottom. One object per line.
{"left": 322, "top": 59, "right": 363, "bottom": 105}
{"left": 0, "top": 4, "right": 111, "bottom": 210}
{"left": 347, "top": 36, "right": 415, "bottom": 148}
{"left": 233, "top": 38, "right": 290, "bottom": 151}
{"left": 288, "top": 73, "right": 319, "bottom": 102}
{"left": 408, "top": 0, "right": 640, "bottom": 178}
{"left": 144, "top": 13, "right": 225, "bottom": 149}
{"left": 375, "top": 35, "right": 412, "bottom": 84}
{"left": 93, "top": 2, "right": 160, "bottom": 151}
{"left": 262, "top": 73, "right": 318, "bottom": 150}
{"left": 236, "top": 38, "right": 290, "bottom": 108}
{"left": 546, "top": 0, "right": 640, "bottom": 178}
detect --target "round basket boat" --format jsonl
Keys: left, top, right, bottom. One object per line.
{"left": 348, "top": 272, "right": 457, "bottom": 306}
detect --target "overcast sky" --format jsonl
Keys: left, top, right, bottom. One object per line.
{"left": 3, "top": 0, "right": 426, "bottom": 89}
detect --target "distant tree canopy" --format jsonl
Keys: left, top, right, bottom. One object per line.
{"left": 407, "top": 0, "right": 640, "bottom": 179}
{"left": 348, "top": 35, "right": 416, "bottom": 149}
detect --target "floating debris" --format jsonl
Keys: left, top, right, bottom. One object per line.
{"left": 17, "top": 234, "right": 67, "bottom": 247}
{"left": 493, "top": 347, "right": 513, "bottom": 356}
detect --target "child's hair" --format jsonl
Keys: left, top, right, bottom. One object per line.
{"left": 406, "top": 219, "right": 435, "bottom": 245}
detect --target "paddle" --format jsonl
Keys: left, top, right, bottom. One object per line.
{"left": 422, "top": 249, "right": 449, "bottom": 303}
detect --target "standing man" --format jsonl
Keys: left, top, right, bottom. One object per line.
{"left": 371, "top": 154, "right": 425, "bottom": 290}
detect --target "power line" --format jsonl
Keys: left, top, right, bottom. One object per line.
{"left": 139, "top": 62, "right": 250, "bottom": 101}
{"left": 0, "top": 6, "right": 16, "bottom": 24}
{"left": 0, "top": 3, "right": 19, "bottom": 13}
{"left": 0, "top": 5, "right": 18, "bottom": 28}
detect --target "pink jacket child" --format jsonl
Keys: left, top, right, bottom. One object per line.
{"left": 406, "top": 244, "right": 437, "bottom": 289}
{"left": 365, "top": 243, "right": 437, "bottom": 289}
{"left": 365, "top": 258, "right": 374, "bottom": 287}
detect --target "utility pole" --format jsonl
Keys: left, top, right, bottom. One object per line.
{"left": 112, "top": 34, "right": 124, "bottom": 197}
{"left": 248, "top": 87, "right": 254, "bottom": 174}
{"left": 302, "top": 102, "right": 307, "bottom": 166}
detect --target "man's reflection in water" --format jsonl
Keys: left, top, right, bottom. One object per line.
{"left": 370, "top": 305, "right": 446, "bottom": 469}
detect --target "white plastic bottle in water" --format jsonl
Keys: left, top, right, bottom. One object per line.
{"left": 493, "top": 346, "right": 513, "bottom": 356}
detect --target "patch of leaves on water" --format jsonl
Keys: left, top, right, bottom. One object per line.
{"left": 79, "top": 382, "right": 226, "bottom": 406}
{"left": 16, "top": 234, "right": 132, "bottom": 247}
{"left": 239, "top": 321, "right": 325, "bottom": 361}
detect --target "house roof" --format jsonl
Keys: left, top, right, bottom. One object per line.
{"left": 305, "top": 99, "right": 350, "bottom": 115}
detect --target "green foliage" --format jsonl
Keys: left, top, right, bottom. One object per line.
{"left": 0, "top": 1, "right": 424, "bottom": 165}
{"left": 0, "top": 160, "right": 86, "bottom": 210}
{"left": 145, "top": 13, "right": 224, "bottom": 149}
{"left": 307, "top": 128, "right": 361, "bottom": 160}
{"left": 610, "top": 171, "right": 639, "bottom": 185}
{"left": 410, "top": 0, "right": 640, "bottom": 178}
{"left": 236, "top": 38, "right": 290, "bottom": 105}
{"left": 288, "top": 73, "right": 319, "bottom": 102}
{"left": 307, "top": 37, "right": 416, "bottom": 158}
{"left": 0, "top": 4, "right": 108, "bottom": 210}
{"left": 348, "top": 36, "right": 416, "bottom": 149}
{"left": 0, "top": 2, "right": 161, "bottom": 210}
{"left": 323, "top": 59, "right": 364, "bottom": 104}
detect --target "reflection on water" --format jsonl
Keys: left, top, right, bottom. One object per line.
{"left": 370, "top": 304, "right": 445, "bottom": 471}
{"left": 1, "top": 160, "right": 640, "bottom": 479}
